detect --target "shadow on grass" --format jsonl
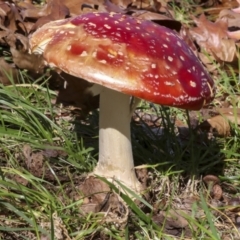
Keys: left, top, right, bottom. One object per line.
{"left": 73, "top": 105, "right": 224, "bottom": 179}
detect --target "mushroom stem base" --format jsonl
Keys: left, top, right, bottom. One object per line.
{"left": 94, "top": 87, "right": 142, "bottom": 192}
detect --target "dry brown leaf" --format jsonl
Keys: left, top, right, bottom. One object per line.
{"left": 219, "top": 9, "right": 240, "bottom": 29}
{"left": 8, "top": 3, "right": 24, "bottom": 31}
{"left": 196, "top": 0, "right": 238, "bottom": 16}
{"left": 10, "top": 174, "right": 29, "bottom": 186}
{"left": 161, "top": 209, "right": 189, "bottom": 228}
{"left": 219, "top": 4, "right": 240, "bottom": 42}
{"left": 0, "top": 2, "right": 11, "bottom": 23}
{"left": 0, "top": 2, "right": 46, "bottom": 74}
{"left": 23, "top": 145, "right": 45, "bottom": 177}
{"left": 78, "top": 176, "right": 110, "bottom": 212}
{"left": 220, "top": 0, "right": 239, "bottom": 9}
{"left": 103, "top": 0, "right": 125, "bottom": 13}
{"left": 207, "top": 115, "right": 231, "bottom": 137}
{"left": 130, "top": 10, "right": 181, "bottom": 32}
{"left": 194, "top": 0, "right": 218, "bottom": 8}
{"left": 135, "top": 167, "right": 148, "bottom": 188}
{"left": 19, "top": 1, "right": 46, "bottom": 19}
{"left": 5, "top": 31, "right": 28, "bottom": 50}
{"left": 61, "top": 0, "right": 105, "bottom": 16}
{"left": 225, "top": 197, "right": 240, "bottom": 212}
{"left": 0, "top": 30, "right": 8, "bottom": 43}
{"left": 215, "top": 108, "right": 240, "bottom": 125}
{"left": 180, "top": 28, "right": 198, "bottom": 55}
{"left": 21, "top": 0, "right": 67, "bottom": 19}
{"left": 3, "top": 29, "right": 45, "bottom": 72}
{"left": 10, "top": 47, "right": 44, "bottom": 72}
{"left": 190, "top": 14, "right": 236, "bottom": 62}
{"left": 0, "top": 2, "right": 31, "bottom": 34}
{"left": 130, "top": 0, "right": 151, "bottom": 9}
{"left": 0, "top": 57, "right": 19, "bottom": 85}
{"left": 153, "top": 209, "right": 191, "bottom": 237}
{"left": 22, "top": 145, "right": 69, "bottom": 181}
{"left": 198, "top": 52, "right": 220, "bottom": 73}
{"left": 232, "top": 0, "right": 240, "bottom": 13}
{"left": 0, "top": 2, "right": 20, "bottom": 32}
{"left": 200, "top": 115, "right": 231, "bottom": 137}
{"left": 30, "top": 0, "right": 70, "bottom": 31}
{"left": 79, "top": 178, "right": 128, "bottom": 227}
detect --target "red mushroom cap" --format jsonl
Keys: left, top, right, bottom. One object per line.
{"left": 30, "top": 12, "right": 214, "bottom": 110}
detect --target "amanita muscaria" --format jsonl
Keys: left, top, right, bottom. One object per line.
{"left": 29, "top": 12, "right": 215, "bottom": 192}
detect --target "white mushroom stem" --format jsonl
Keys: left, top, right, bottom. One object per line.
{"left": 94, "top": 87, "right": 142, "bottom": 192}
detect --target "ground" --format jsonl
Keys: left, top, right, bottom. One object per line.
{"left": 1, "top": 0, "right": 240, "bottom": 239}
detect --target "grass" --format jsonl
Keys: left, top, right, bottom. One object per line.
{"left": 0, "top": 79, "right": 95, "bottom": 239}
{"left": 1, "top": 2, "right": 240, "bottom": 240}
{"left": 170, "top": 0, "right": 196, "bottom": 26}
{"left": 0, "top": 69, "right": 238, "bottom": 240}
{"left": 0, "top": 70, "right": 238, "bottom": 239}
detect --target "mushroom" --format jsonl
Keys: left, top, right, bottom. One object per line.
{"left": 29, "top": 12, "right": 215, "bottom": 192}
{"left": 203, "top": 175, "right": 222, "bottom": 200}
